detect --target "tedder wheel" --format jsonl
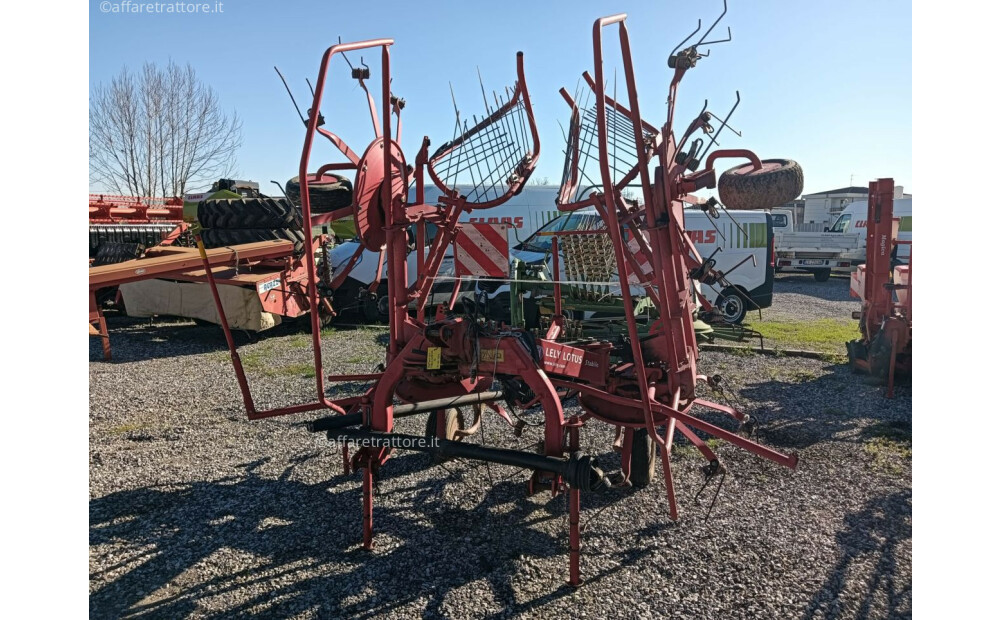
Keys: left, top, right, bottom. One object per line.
{"left": 715, "top": 287, "right": 748, "bottom": 324}
{"left": 812, "top": 268, "right": 832, "bottom": 282}
{"left": 285, "top": 174, "right": 354, "bottom": 214}
{"left": 425, "top": 408, "right": 465, "bottom": 464}
{"left": 629, "top": 428, "right": 657, "bottom": 489}
{"left": 200, "top": 228, "right": 306, "bottom": 256}
{"left": 197, "top": 197, "right": 302, "bottom": 230}
{"left": 717, "top": 158, "right": 804, "bottom": 211}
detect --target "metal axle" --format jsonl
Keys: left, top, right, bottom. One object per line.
{"left": 327, "top": 426, "right": 610, "bottom": 492}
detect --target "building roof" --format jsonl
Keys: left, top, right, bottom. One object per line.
{"left": 802, "top": 186, "right": 869, "bottom": 198}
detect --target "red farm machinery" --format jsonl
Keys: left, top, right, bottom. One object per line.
{"left": 200, "top": 5, "right": 804, "bottom": 585}
{"left": 88, "top": 180, "right": 349, "bottom": 359}
{"left": 848, "top": 178, "right": 912, "bottom": 397}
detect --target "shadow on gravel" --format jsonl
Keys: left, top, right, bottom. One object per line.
{"left": 90, "top": 453, "right": 621, "bottom": 618}
{"left": 773, "top": 272, "right": 854, "bottom": 302}
{"left": 737, "top": 362, "right": 911, "bottom": 451}
{"left": 802, "top": 489, "right": 912, "bottom": 619}
{"left": 89, "top": 317, "right": 258, "bottom": 363}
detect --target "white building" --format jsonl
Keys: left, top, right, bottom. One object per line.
{"left": 801, "top": 185, "right": 910, "bottom": 229}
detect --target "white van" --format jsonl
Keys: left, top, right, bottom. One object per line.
{"left": 485, "top": 208, "right": 775, "bottom": 324}
{"left": 828, "top": 198, "right": 912, "bottom": 265}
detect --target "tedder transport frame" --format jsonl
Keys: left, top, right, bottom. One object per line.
{"left": 201, "top": 6, "right": 803, "bottom": 585}
{"left": 847, "top": 178, "right": 912, "bottom": 397}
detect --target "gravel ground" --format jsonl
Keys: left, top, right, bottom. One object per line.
{"left": 765, "top": 271, "right": 859, "bottom": 322}
{"left": 90, "top": 282, "right": 910, "bottom": 619}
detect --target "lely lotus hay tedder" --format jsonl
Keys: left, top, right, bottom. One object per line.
{"left": 201, "top": 5, "right": 803, "bottom": 585}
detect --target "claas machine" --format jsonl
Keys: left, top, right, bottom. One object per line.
{"left": 201, "top": 4, "right": 803, "bottom": 585}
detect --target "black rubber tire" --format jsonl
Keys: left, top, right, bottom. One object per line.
{"left": 92, "top": 241, "right": 143, "bottom": 266}
{"left": 425, "top": 408, "right": 463, "bottom": 464}
{"left": 812, "top": 268, "right": 832, "bottom": 282}
{"left": 629, "top": 428, "right": 656, "bottom": 489}
{"left": 198, "top": 197, "right": 302, "bottom": 230}
{"left": 200, "top": 228, "right": 306, "bottom": 255}
{"left": 715, "top": 287, "right": 748, "bottom": 324}
{"left": 285, "top": 174, "right": 354, "bottom": 214}
{"left": 717, "top": 158, "right": 804, "bottom": 210}
{"left": 846, "top": 339, "right": 866, "bottom": 374}
{"left": 868, "top": 328, "right": 894, "bottom": 383}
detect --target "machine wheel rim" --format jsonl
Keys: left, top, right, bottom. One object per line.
{"left": 719, "top": 294, "right": 745, "bottom": 323}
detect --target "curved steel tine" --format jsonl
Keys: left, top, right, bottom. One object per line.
{"left": 696, "top": 0, "right": 728, "bottom": 47}
{"left": 700, "top": 26, "right": 733, "bottom": 48}
{"left": 670, "top": 19, "right": 702, "bottom": 57}
{"left": 274, "top": 66, "right": 307, "bottom": 124}
{"left": 704, "top": 91, "right": 741, "bottom": 152}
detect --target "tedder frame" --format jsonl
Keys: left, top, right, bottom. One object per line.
{"left": 201, "top": 5, "right": 803, "bottom": 585}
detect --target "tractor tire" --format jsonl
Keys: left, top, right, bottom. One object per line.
{"left": 92, "top": 241, "right": 143, "bottom": 266}
{"left": 200, "top": 228, "right": 306, "bottom": 256}
{"left": 425, "top": 408, "right": 464, "bottom": 464}
{"left": 812, "top": 268, "right": 832, "bottom": 282}
{"left": 717, "top": 158, "right": 804, "bottom": 210}
{"left": 715, "top": 287, "right": 748, "bottom": 324}
{"left": 629, "top": 428, "right": 657, "bottom": 489}
{"left": 285, "top": 174, "right": 354, "bottom": 214}
{"left": 198, "top": 197, "right": 302, "bottom": 230}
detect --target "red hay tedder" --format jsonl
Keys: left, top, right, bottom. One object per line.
{"left": 200, "top": 5, "right": 804, "bottom": 585}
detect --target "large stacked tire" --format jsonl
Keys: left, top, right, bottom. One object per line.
{"left": 197, "top": 197, "right": 305, "bottom": 256}
{"left": 92, "top": 241, "right": 143, "bottom": 266}
{"left": 717, "top": 158, "right": 804, "bottom": 210}
{"left": 285, "top": 174, "right": 354, "bottom": 213}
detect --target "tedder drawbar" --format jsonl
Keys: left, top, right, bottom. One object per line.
{"left": 200, "top": 6, "right": 804, "bottom": 585}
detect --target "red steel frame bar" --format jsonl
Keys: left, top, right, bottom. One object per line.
{"left": 196, "top": 39, "right": 395, "bottom": 421}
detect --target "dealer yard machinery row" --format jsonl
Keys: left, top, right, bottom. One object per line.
{"left": 201, "top": 4, "right": 803, "bottom": 585}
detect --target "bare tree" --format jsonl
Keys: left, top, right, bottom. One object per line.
{"left": 90, "top": 60, "right": 243, "bottom": 198}
{"left": 530, "top": 175, "right": 551, "bottom": 186}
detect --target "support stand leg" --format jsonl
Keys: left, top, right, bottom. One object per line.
{"left": 362, "top": 459, "right": 374, "bottom": 550}
{"left": 568, "top": 487, "right": 581, "bottom": 587}
{"left": 887, "top": 331, "right": 898, "bottom": 399}
{"left": 660, "top": 444, "right": 679, "bottom": 521}
{"left": 98, "top": 311, "right": 111, "bottom": 361}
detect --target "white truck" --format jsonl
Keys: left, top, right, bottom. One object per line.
{"left": 490, "top": 207, "right": 775, "bottom": 324}
{"left": 771, "top": 208, "right": 861, "bottom": 281}
{"left": 828, "top": 198, "right": 912, "bottom": 265}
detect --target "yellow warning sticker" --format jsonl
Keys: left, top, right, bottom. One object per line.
{"left": 426, "top": 346, "right": 441, "bottom": 370}
{"left": 481, "top": 349, "right": 504, "bottom": 363}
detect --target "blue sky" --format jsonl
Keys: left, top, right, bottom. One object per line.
{"left": 89, "top": 0, "right": 912, "bottom": 196}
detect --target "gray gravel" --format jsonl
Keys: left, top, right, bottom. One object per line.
{"left": 764, "top": 271, "right": 860, "bottom": 322}
{"left": 90, "top": 285, "right": 910, "bottom": 619}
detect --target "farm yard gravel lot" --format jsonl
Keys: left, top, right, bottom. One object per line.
{"left": 90, "top": 275, "right": 911, "bottom": 619}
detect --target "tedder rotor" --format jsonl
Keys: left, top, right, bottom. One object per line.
{"left": 202, "top": 5, "right": 803, "bottom": 586}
